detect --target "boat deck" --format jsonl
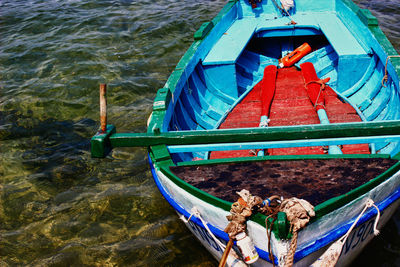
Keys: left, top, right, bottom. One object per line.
{"left": 172, "top": 158, "right": 397, "bottom": 205}
{"left": 210, "top": 66, "right": 370, "bottom": 159}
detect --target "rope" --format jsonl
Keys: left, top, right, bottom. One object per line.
{"left": 283, "top": 229, "right": 299, "bottom": 267}
{"left": 180, "top": 207, "right": 226, "bottom": 250}
{"left": 310, "top": 198, "right": 381, "bottom": 267}
{"left": 263, "top": 196, "right": 282, "bottom": 267}
{"left": 270, "top": 0, "right": 297, "bottom": 24}
{"left": 305, "top": 78, "right": 330, "bottom": 109}
{"left": 280, "top": 198, "right": 315, "bottom": 267}
{"left": 382, "top": 55, "right": 400, "bottom": 87}
{"left": 266, "top": 216, "right": 277, "bottom": 267}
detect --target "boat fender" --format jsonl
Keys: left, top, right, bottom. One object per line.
{"left": 279, "top": 43, "right": 312, "bottom": 68}
{"left": 236, "top": 232, "right": 259, "bottom": 264}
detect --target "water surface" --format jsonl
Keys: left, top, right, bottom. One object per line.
{"left": 0, "top": 0, "right": 399, "bottom": 266}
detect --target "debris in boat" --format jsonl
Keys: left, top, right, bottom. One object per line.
{"left": 173, "top": 158, "right": 397, "bottom": 205}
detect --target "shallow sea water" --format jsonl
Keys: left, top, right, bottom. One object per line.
{"left": 0, "top": 0, "right": 399, "bottom": 266}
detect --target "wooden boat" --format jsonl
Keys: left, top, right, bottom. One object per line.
{"left": 91, "top": 0, "right": 400, "bottom": 266}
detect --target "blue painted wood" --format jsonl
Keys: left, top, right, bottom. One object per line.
{"left": 318, "top": 13, "right": 371, "bottom": 91}
{"left": 382, "top": 90, "right": 400, "bottom": 121}
{"left": 374, "top": 88, "right": 397, "bottom": 121}
{"left": 364, "top": 82, "right": 392, "bottom": 121}
{"left": 349, "top": 65, "right": 383, "bottom": 110}
{"left": 199, "top": 67, "right": 236, "bottom": 105}
{"left": 167, "top": 135, "right": 400, "bottom": 153}
{"left": 237, "top": 50, "right": 277, "bottom": 75}
{"left": 318, "top": 13, "right": 366, "bottom": 56}
{"left": 316, "top": 109, "right": 343, "bottom": 154}
{"left": 256, "top": 14, "right": 320, "bottom": 33}
{"left": 187, "top": 83, "right": 222, "bottom": 122}
{"left": 179, "top": 91, "right": 215, "bottom": 130}
{"left": 296, "top": 45, "right": 339, "bottom": 88}
{"left": 239, "top": 0, "right": 335, "bottom": 18}
{"left": 174, "top": 100, "right": 197, "bottom": 130}
{"left": 203, "top": 18, "right": 258, "bottom": 65}
{"left": 189, "top": 71, "right": 227, "bottom": 119}
{"left": 378, "top": 141, "right": 398, "bottom": 155}
{"left": 203, "top": 64, "right": 239, "bottom": 98}
{"left": 342, "top": 56, "right": 378, "bottom": 97}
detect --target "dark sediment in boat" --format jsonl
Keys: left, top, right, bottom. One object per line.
{"left": 171, "top": 158, "right": 397, "bottom": 205}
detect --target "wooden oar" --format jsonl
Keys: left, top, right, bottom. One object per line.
{"left": 218, "top": 238, "right": 234, "bottom": 267}
{"left": 256, "top": 65, "right": 278, "bottom": 156}
{"left": 301, "top": 62, "right": 342, "bottom": 154}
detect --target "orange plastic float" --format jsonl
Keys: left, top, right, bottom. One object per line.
{"left": 278, "top": 43, "right": 312, "bottom": 68}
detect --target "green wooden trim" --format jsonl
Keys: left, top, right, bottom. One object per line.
{"left": 150, "top": 144, "right": 172, "bottom": 163}
{"left": 314, "top": 161, "right": 400, "bottom": 218}
{"left": 147, "top": 110, "right": 165, "bottom": 134}
{"left": 194, "top": 22, "right": 214, "bottom": 40}
{"left": 111, "top": 121, "right": 400, "bottom": 147}
{"left": 357, "top": 8, "right": 378, "bottom": 26}
{"left": 176, "top": 154, "right": 391, "bottom": 167}
{"left": 153, "top": 88, "right": 171, "bottom": 112}
{"left": 90, "top": 125, "right": 116, "bottom": 158}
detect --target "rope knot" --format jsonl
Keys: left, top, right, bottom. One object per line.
{"left": 306, "top": 77, "right": 330, "bottom": 90}
{"left": 279, "top": 198, "right": 315, "bottom": 267}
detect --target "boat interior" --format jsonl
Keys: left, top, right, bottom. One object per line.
{"left": 165, "top": 3, "right": 400, "bottom": 164}
{"left": 141, "top": 0, "right": 400, "bottom": 214}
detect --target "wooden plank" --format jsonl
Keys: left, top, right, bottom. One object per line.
{"left": 203, "top": 18, "right": 257, "bottom": 65}
{"left": 318, "top": 13, "right": 366, "bottom": 56}
{"left": 107, "top": 121, "right": 400, "bottom": 147}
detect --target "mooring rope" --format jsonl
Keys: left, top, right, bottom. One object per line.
{"left": 180, "top": 207, "right": 226, "bottom": 250}
{"left": 310, "top": 198, "right": 381, "bottom": 267}
{"left": 381, "top": 55, "right": 400, "bottom": 87}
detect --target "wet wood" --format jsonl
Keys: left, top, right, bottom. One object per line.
{"left": 100, "top": 83, "right": 107, "bottom": 133}
{"left": 218, "top": 239, "right": 234, "bottom": 267}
